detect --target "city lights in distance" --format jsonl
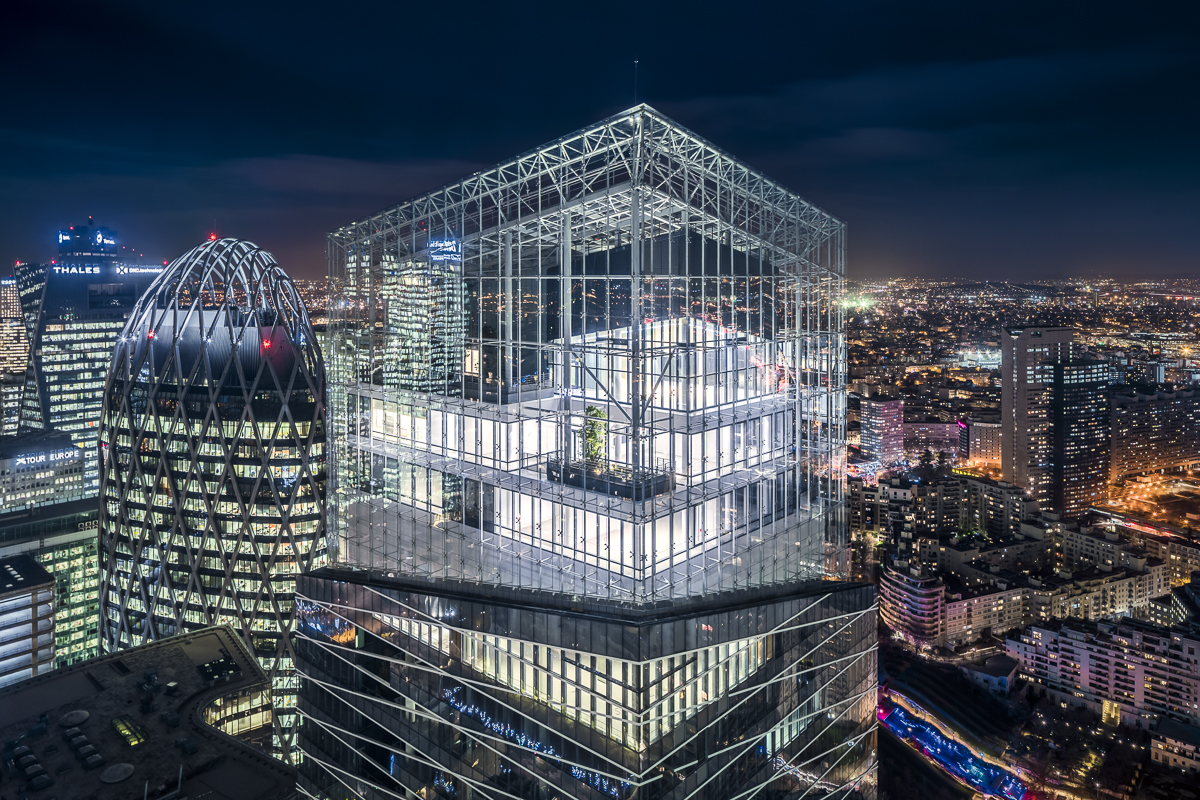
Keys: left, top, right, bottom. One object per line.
{"left": 840, "top": 295, "right": 876, "bottom": 309}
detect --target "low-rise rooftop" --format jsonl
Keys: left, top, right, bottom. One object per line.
{"left": 1156, "top": 717, "right": 1200, "bottom": 749}
{"left": 0, "top": 553, "right": 53, "bottom": 596}
{"left": 0, "top": 625, "right": 295, "bottom": 800}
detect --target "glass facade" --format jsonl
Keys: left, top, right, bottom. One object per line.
{"left": 98, "top": 238, "right": 328, "bottom": 761}
{"left": 0, "top": 499, "right": 101, "bottom": 667}
{"left": 297, "top": 574, "right": 877, "bottom": 800}
{"left": 1050, "top": 360, "right": 1110, "bottom": 519}
{"left": 300, "top": 105, "right": 875, "bottom": 799}
{"left": 15, "top": 223, "right": 163, "bottom": 493}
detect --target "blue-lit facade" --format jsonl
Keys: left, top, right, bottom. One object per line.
{"left": 297, "top": 106, "right": 877, "bottom": 800}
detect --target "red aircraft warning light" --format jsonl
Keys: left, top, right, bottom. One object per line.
{"left": 209, "top": 233, "right": 218, "bottom": 241}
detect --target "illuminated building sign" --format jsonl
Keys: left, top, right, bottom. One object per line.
{"left": 13, "top": 448, "right": 79, "bottom": 467}
{"left": 52, "top": 265, "right": 101, "bottom": 275}
{"left": 115, "top": 265, "right": 163, "bottom": 275}
{"left": 56, "top": 229, "right": 115, "bottom": 247}
{"left": 428, "top": 239, "right": 461, "bottom": 263}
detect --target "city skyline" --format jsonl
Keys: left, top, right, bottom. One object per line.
{"left": 3, "top": 1, "right": 1200, "bottom": 282}
{"left": 1, "top": 6, "right": 1199, "bottom": 799}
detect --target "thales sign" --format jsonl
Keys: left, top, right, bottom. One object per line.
{"left": 53, "top": 265, "right": 100, "bottom": 275}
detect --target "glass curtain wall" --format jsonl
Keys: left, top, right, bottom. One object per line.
{"left": 99, "top": 239, "right": 328, "bottom": 761}
{"left": 296, "top": 576, "right": 878, "bottom": 800}
{"left": 326, "top": 106, "right": 847, "bottom": 604}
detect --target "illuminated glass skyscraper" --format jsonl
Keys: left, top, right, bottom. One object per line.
{"left": 16, "top": 222, "right": 163, "bottom": 491}
{"left": 297, "top": 106, "right": 876, "bottom": 800}
{"left": 99, "top": 238, "right": 328, "bottom": 760}
{"left": 1001, "top": 326, "right": 1083, "bottom": 508}
{"left": 0, "top": 274, "right": 28, "bottom": 434}
{"left": 860, "top": 397, "right": 904, "bottom": 465}
{"left": 1049, "top": 359, "right": 1110, "bottom": 519}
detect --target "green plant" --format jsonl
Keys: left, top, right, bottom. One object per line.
{"left": 583, "top": 406, "right": 608, "bottom": 464}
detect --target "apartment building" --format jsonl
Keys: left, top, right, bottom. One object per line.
{"left": 1061, "top": 525, "right": 1158, "bottom": 572}
{"left": 1028, "top": 563, "right": 1169, "bottom": 622}
{"left": 1152, "top": 718, "right": 1200, "bottom": 775}
{"left": 848, "top": 476, "right": 888, "bottom": 540}
{"left": 1109, "top": 387, "right": 1200, "bottom": 488}
{"left": 879, "top": 566, "right": 944, "bottom": 646}
{"left": 882, "top": 557, "right": 1167, "bottom": 650}
{"left": 880, "top": 565, "right": 1030, "bottom": 648}
{"left": 1007, "top": 618, "right": 1200, "bottom": 727}
{"left": 942, "top": 572, "right": 1030, "bottom": 648}
{"left": 1138, "top": 532, "right": 1200, "bottom": 586}
{"left": 958, "top": 418, "right": 1002, "bottom": 467}
{"left": 961, "top": 474, "right": 1033, "bottom": 538}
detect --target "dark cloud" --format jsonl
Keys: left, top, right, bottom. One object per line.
{"left": 1, "top": 0, "right": 1198, "bottom": 279}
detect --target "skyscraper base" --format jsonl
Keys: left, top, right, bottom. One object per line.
{"left": 295, "top": 569, "right": 877, "bottom": 800}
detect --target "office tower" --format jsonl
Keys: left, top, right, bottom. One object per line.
{"left": 16, "top": 222, "right": 162, "bottom": 492}
{"left": 1050, "top": 360, "right": 1110, "bottom": 519}
{"left": 1001, "top": 327, "right": 1083, "bottom": 508}
{"left": 99, "top": 238, "right": 328, "bottom": 760}
{"left": 861, "top": 397, "right": 904, "bottom": 464}
{"left": 0, "top": 430, "right": 84, "bottom": 509}
{"left": 386, "top": 247, "right": 467, "bottom": 394}
{"left": 297, "top": 106, "right": 877, "bottom": 800}
{"left": 1109, "top": 387, "right": 1200, "bottom": 490}
{"left": 0, "top": 429, "right": 94, "bottom": 667}
{"left": 0, "top": 554, "right": 54, "bottom": 688}
{"left": 0, "top": 275, "right": 28, "bottom": 434}
{"left": 0, "top": 274, "right": 19, "bottom": 316}
{"left": 0, "top": 275, "right": 28, "bottom": 374}
{"left": 0, "top": 498, "right": 101, "bottom": 667}
{"left": 0, "top": 376, "right": 21, "bottom": 434}
{"left": 957, "top": 418, "right": 1002, "bottom": 467}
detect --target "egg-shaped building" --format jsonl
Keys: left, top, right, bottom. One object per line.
{"left": 98, "top": 238, "right": 327, "bottom": 760}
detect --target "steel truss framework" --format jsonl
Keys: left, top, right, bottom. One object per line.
{"left": 295, "top": 575, "right": 877, "bottom": 800}
{"left": 327, "top": 104, "right": 848, "bottom": 605}
{"left": 312, "top": 105, "right": 870, "bottom": 799}
{"left": 98, "top": 238, "right": 329, "bottom": 761}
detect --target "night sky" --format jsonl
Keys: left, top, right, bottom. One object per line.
{"left": 4, "top": 0, "right": 1198, "bottom": 281}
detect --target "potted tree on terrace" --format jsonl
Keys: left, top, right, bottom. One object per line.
{"left": 546, "top": 405, "right": 673, "bottom": 500}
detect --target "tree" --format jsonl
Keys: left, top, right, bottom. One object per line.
{"left": 1025, "top": 752, "right": 1055, "bottom": 800}
{"left": 919, "top": 449, "right": 934, "bottom": 468}
{"left": 583, "top": 406, "right": 608, "bottom": 464}
{"left": 936, "top": 450, "right": 949, "bottom": 474}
